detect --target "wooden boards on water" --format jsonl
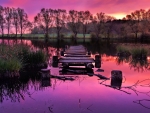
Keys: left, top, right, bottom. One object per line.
{"left": 59, "top": 59, "right": 94, "bottom": 63}
{"left": 59, "top": 45, "right": 94, "bottom": 65}
{"left": 60, "top": 57, "right": 94, "bottom": 60}
{"left": 65, "top": 54, "right": 91, "bottom": 57}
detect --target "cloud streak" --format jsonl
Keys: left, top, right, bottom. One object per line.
{"left": 0, "top": 0, "right": 150, "bottom": 20}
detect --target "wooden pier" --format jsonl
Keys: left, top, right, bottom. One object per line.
{"left": 59, "top": 45, "right": 94, "bottom": 68}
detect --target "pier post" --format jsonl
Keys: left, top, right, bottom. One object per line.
{"left": 111, "top": 70, "right": 122, "bottom": 89}
{"left": 95, "top": 55, "right": 101, "bottom": 68}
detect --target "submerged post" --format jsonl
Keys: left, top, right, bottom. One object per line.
{"left": 95, "top": 55, "right": 101, "bottom": 68}
{"left": 52, "top": 56, "right": 58, "bottom": 67}
{"left": 111, "top": 70, "right": 123, "bottom": 89}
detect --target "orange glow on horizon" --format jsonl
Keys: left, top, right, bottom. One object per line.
{"left": 109, "top": 13, "right": 126, "bottom": 19}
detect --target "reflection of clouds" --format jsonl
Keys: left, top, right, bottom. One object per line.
{"left": 101, "top": 54, "right": 117, "bottom": 62}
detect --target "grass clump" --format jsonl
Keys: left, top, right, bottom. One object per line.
{"left": 25, "top": 50, "right": 47, "bottom": 65}
{"left": 0, "top": 44, "right": 48, "bottom": 77}
{"left": 131, "top": 48, "right": 148, "bottom": 60}
{"left": 117, "top": 46, "right": 129, "bottom": 53}
{"left": 0, "top": 44, "right": 23, "bottom": 72}
{"left": 0, "top": 58, "right": 22, "bottom": 72}
{"left": 116, "top": 46, "right": 131, "bottom": 57}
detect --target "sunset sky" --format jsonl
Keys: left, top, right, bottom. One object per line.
{"left": 1, "top": 0, "right": 150, "bottom": 21}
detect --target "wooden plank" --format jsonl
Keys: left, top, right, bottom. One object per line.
{"left": 64, "top": 52, "right": 87, "bottom": 55}
{"left": 65, "top": 51, "right": 86, "bottom": 53}
{"left": 69, "top": 45, "right": 85, "bottom": 49}
{"left": 60, "top": 57, "right": 93, "bottom": 60}
{"left": 59, "top": 59, "right": 95, "bottom": 63}
{"left": 66, "top": 50, "right": 86, "bottom": 53}
{"left": 65, "top": 55, "right": 91, "bottom": 57}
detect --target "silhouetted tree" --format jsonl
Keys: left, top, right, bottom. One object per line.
{"left": 34, "top": 8, "right": 54, "bottom": 41}
{"left": 113, "top": 20, "right": 128, "bottom": 40}
{"left": 91, "top": 12, "right": 105, "bottom": 40}
{"left": 17, "top": 8, "right": 28, "bottom": 38}
{"left": 22, "top": 21, "right": 33, "bottom": 34}
{"left": 12, "top": 8, "right": 19, "bottom": 37}
{"left": 67, "top": 10, "right": 81, "bottom": 39}
{"left": 5, "top": 7, "right": 12, "bottom": 37}
{"left": 53, "top": 9, "right": 66, "bottom": 39}
{"left": 125, "top": 9, "right": 146, "bottom": 40}
{"left": 0, "top": 6, "right": 5, "bottom": 37}
{"left": 140, "top": 9, "right": 150, "bottom": 40}
{"left": 104, "top": 15, "right": 115, "bottom": 40}
{"left": 78, "top": 10, "right": 92, "bottom": 42}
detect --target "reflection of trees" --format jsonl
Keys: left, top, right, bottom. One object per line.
{"left": 0, "top": 71, "right": 47, "bottom": 103}
{"left": 116, "top": 54, "right": 150, "bottom": 72}
{"left": 0, "top": 70, "right": 79, "bottom": 103}
{"left": 116, "top": 55, "right": 131, "bottom": 65}
{"left": 129, "top": 58, "right": 150, "bottom": 72}
{"left": 0, "top": 79, "right": 29, "bottom": 102}
{"left": 133, "top": 99, "right": 150, "bottom": 109}
{"left": 31, "top": 39, "right": 118, "bottom": 56}
{"left": 100, "top": 79, "right": 150, "bottom": 109}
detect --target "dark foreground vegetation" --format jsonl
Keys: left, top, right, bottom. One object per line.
{"left": 0, "top": 44, "right": 48, "bottom": 78}
{"left": 0, "top": 5, "right": 150, "bottom": 43}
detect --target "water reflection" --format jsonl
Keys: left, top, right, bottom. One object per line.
{"left": 0, "top": 70, "right": 48, "bottom": 103}
{"left": 129, "top": 58, "right": 150, "bottom": 72}
{"left": 0, "top": 78, "right": 28, "bottom": 103}
{"left": 1, "top": 39, "right": 150, "bottom": 112}
{"left": 116, "top": 54, "right": 150, "bottom": 72}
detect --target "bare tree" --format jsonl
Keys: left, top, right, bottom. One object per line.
{"left": 113, "top": 20, "right": 129, "bottom": 40}
{"left": 22, "top": 21, "right": 33, "bottom": 34}
{"left": 67, "top": 10, "right": 81, "bottom": 39}
{"left": 34, "top": 8, "right": 54, "bottom": 41}
{"left": 0, "top": 6, "right": 5, "bottom": 37}
{"left": 91, "top": 12, "right": 105, "bottom": 40}
{"left": 140, "top": 9, "right": 150, "bottom": 39}
{"left": 78, "top": 10, "right": 92, "bottom": 42}
{"left": 5, "top": 7, "right": 12, "bottom": 37}
{"left": 12, "top": 8, "right": 19, "bottom": 37}
{"left": 17, "top": 8, "right": 28, "bottom": 38}
{"left": 103, "top": 15, "right": 115, "bottom": 40}
{"left": 125, "top": 9, "right": 146, "bottom": 40}
{"left": 53, "top": 9, "right": 66, "bottom": 39}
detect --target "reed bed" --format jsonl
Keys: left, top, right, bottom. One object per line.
{"left": 0, "top": 44, "right": 48, "bottom": 78}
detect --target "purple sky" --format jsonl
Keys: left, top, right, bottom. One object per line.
{"left": 1, "top": 0, "right": 150, "bottom": 21}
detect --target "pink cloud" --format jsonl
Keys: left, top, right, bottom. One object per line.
{"left": 1, "top": 0, "right": 150, "bottom": 20}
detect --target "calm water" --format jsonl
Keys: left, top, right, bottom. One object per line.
{"left": 0, "top": 39, "right": 150, "bottom": 113}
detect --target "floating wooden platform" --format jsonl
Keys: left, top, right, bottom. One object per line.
{"left": 64, "top": 45, "right": 87, "bottom": 55}
{"left": 69, "top": 45, "right": 85, "bottom": 49}
{"left": 59, "top": 45, "right": 94, "bottom": 67}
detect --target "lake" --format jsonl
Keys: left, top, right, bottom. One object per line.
{"left": 0, "top": 39, "right": 150, "bottom": 113}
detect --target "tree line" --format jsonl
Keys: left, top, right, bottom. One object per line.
{"left": 1, "top": 5, "right": 150, "bottom": 41}
{"left": 0, "top": 6, "right": 32, "bottom": 38}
